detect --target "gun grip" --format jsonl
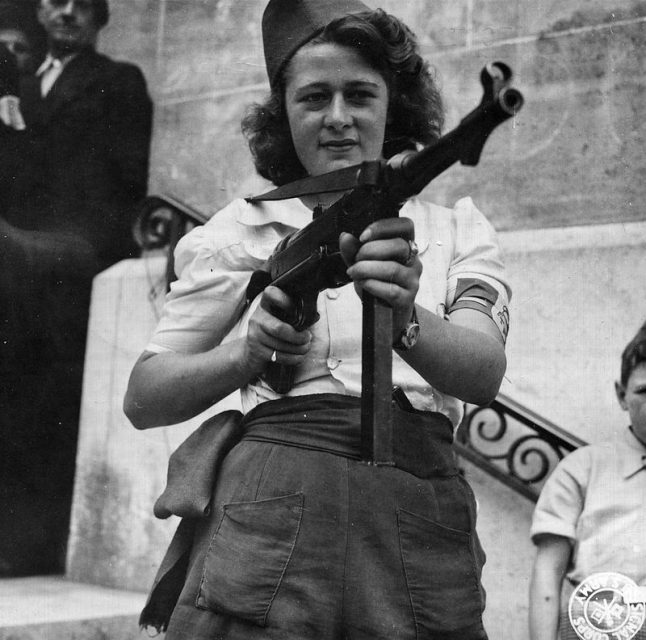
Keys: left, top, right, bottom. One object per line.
{"left": 264, "top": 362, "right": 297, "bottom": 395}
{"left": 262, "top": 292, "right": 319, "bottom": 394}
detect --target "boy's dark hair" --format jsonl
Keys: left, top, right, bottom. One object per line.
{"left": 620, "top": 321, "right": 646, "bottom": 386}
{"left": 241, "top": 9, "right": 444, "bottom": 186}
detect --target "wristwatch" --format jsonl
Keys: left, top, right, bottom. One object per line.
{"left": 393, "top": 306, "right": 420, "bottom": 351}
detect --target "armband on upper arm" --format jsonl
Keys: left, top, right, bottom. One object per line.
{"left": 449, "top": 277, "right": 510, "bottom": 342}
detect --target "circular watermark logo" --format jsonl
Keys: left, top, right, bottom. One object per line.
{"left": 568, "top": 572, "right": 646, "bottom": 640}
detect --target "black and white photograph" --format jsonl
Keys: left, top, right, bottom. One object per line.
{"left": 1, "top": 1, "right": 645, "bottom": 638}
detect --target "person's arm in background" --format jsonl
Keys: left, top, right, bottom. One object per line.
{"left": 76, "top": 61, "right": 153, "bottom": 261}
{"left": 105, "top": 62, "right": 153, "bottom": 200}
{"left": 0, "top": 42, "right": 24, "bottom": 131}
{"left": 1, "top": 42, "right": 25, "bottom": 210}
{"left": 529, "top": 534, "right": 572, "bottom": 640}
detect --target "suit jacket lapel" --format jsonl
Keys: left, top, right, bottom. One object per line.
{"left": 19, "top": 74, "right": 45, "bottom": 124}
{"left": 41, "top": 49, "right": 102, "bottom": 120}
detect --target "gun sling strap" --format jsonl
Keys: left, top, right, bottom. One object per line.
{"left": 246, "top": 164, "right": 361, "bottom": 203}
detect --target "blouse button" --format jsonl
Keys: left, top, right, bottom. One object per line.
{"left": 326, "top": 289, "right": 339, "bottom": 300}
{"left": 327, "top": 357, "right": 340, "bottom": 370}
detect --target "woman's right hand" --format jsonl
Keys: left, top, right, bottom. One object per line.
{"left": 124, "top": 285, "right": 314, "bottom": 429}
{"left": 244, "top": 285, "right": 312, "bottom": 374}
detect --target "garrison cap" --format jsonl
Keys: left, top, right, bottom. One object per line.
{"left": 262, "top": 0, "right": 371, "bottom": 87}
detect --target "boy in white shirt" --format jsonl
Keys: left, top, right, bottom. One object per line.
{"left": 529, "top": 321, "right": 646, "bottom": 640}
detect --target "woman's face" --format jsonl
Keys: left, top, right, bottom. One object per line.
{"left": 284, "top": 42, "right": 389, "bottom": 177}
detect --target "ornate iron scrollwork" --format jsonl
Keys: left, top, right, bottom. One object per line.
{"left": 132, "top": 194, "right": 211, "bottom": 289}
{"left": 133, "top": 195, "right": 209, "bottom": 250}
{"left": 455, "top": 394, "right": 586, "bottom": 501}
{"left": 133, "top": 197, "right": 178, "bottom": 251}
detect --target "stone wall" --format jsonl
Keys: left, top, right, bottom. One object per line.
{"left": 67, "top": 255, "right": 240, "bottom": 590}
{"left": 500, "top": 221, "right": 646, "bottom": 443}
{"left": 98, "top": 0, "right": 646, "bottom": 230}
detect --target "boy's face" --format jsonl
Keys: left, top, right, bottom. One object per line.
{"left": 616, "top": 361, "right": 646, "bottom": 444}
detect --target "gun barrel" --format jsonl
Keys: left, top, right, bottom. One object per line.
{"left": 388, "top": 76, "right": 524, "bottom": 198}
{"left": 499, "top": 86, "right": 524, "bottom": 115}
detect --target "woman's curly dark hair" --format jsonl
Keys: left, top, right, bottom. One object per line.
{"left": 241, "top": 9, "right": 444, "bottom": 186}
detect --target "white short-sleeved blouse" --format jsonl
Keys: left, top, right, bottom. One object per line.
{"left": 147, "top": 195, "right": 510, "bottom": 427}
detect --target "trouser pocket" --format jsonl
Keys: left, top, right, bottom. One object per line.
{"left": 397, "top": 507, "right": 487, "bottom": 639}
{"left": 196, "top": 492, "right": 304, "bottom": 626}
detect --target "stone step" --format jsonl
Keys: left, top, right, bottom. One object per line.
{"left": 0, "top": 576, "right": 147, "bottom": 640}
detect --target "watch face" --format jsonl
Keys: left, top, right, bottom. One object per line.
{"left": 401, "top": 322, "right": 420, "bottom": 349}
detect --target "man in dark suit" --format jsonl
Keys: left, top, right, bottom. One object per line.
{"left": 6, "top": 0, "right": 152, "bottom": 266}
{"left": 0, "top": 0, "right": 153, "bottom": 576}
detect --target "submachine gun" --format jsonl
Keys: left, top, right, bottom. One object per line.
{"left": 138, "top": 62, "right": 524, "bottom": 465}
{"left": 246, "top": 62, "right": 523, "bottom": 464}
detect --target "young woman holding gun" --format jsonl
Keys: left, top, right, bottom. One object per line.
{"left": 125, "top": 1, "right": 511, "bottom": 637}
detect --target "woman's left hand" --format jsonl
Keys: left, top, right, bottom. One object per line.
{"left": 339, "top": 217, "right": 422, "bottom": 343}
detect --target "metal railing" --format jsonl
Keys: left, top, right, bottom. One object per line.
{"left": 455, "top": 393, "right": 586, "bottom": 501}
{"left": 133, "top": 194, "right": 211, "bottom": 290}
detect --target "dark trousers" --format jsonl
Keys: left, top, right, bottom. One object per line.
{"left": 163, "top": 395, "right": 489, "bottom": 640}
